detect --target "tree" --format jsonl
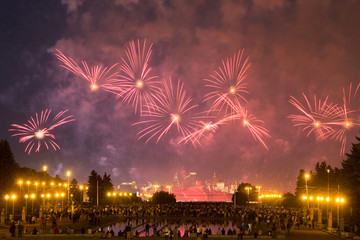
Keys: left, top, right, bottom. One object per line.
{"left": 281, "top": 192, "right": 299, "bottom": 208}
{"left": 0, "top": 139, "right": 19, "bottom": 193}
{"left": 87, "top": 170, "right": 101, "bottom": 204}
{"left": 151, "top": 191, "right": 176, "bottom": 204}
{"left": 233, "top": 183, "right": 256, "bottom": 206}
{"left": 341, "top": 137, "right": 360, "bottom": 225}
{"left": 70, "top": 178, "right": 81, "bottom": 204}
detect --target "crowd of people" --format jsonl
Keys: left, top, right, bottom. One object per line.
{"left": 8, "top": 202, "right": 320, "bottom": 238}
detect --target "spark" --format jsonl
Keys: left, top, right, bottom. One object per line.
{"left": 55, "top": 49, "right": 119, "bottom": 93}
{"left": 204, "top": 49, "right": 250, "bottom": 115}
{"left": 115, "top": 39, "right": 161, "bottom": 115}
{"left": 9, "top": 109, "right": 75, "bottom": 154}
{"left": 134, "top": 78, "right": 201, "bottom": 144}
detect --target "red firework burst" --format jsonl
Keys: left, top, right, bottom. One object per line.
{"left": 204, "top": 49, "right": 250, "bottom": 114}
{"left": 115, "top": 39, "right": 161, "bottom": 115}
{"left": 9, "top": 109, "right": 75, "bottom": 154}
{"left": 55, "top": 49, "right": 119, "bottom": 93}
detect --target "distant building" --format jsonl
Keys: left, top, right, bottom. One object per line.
{"left": 117, "top": 181, "right": 137, "bottom": 192}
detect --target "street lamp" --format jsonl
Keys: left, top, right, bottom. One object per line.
{"left": 11, "top": 195, "right": 16, "bottom": 218}
{"left": 66, "top": 171, "right": 71, "bottom": 207}
{"left": 18, "top": 180, "right": 23, "bottom": 193}
{"left": 4, "top": 195, "right": 9, "bottom": 220}
{"left": 24, "top": 194, "right": 28, "bottom": 216}
{"left": 30, "top": 194, "right": 35, "bottom": 216}
{"left": 305, "top": 173, "right": 310, "bottom": 209}
{"left": 26, "top": 181, "right": 30, "bottom": 193}
{"left": 79, "top": 186, "right": 83, "bottom": 203}
{"left": 166, "top": 185, "right": 171, "bottom": 193}
{"left": 256, "top": 186, "right": 261, "bottom": 196}
{"left": 60, "top": 193, "right": 65, "bottom": 208}
{"left": 245, "top": 187, "right": 252, "bottom": 196}
{"left": 153, "top": 184, "right": 159, "bottom": 192}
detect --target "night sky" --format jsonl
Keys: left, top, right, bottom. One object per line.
{"left": 2, "top": 0, "right": 360, "bottom": 193}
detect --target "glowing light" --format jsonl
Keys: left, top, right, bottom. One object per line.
{"left": 5, "top": 195, "right": 9, "bottom": 200}
{"left": 30, "top": 194, "right": 35, "bottom": 199}
{"left": 113, "top": 192, "right": 116, "bottom": 196}
{"left": 55, "top": 193, "right": 59, "bottom": 197}
{"left": 341, "top": 198, "right": 345, "bottom": 203}
{"left": 91, "top": 84, "right": 98, "bottom": 90}
{"left": 25, "top": 194, "right": 28, "bottom": 199}
{"left": 309, "top": 196, "right": 313, "bottom": 200}
{"left": 336, "top": 197, "right": 340, "bottom": 203}
{"left": 326, "top": 197, "right": 330, "bottom": 202}
{"left": 11, "top": 195, "right": 16, "bottom": 200}
{"left": 314, "top": 121, "right": 320, "bottom": 128}
{"left": 136, "top": 80, "right": 143, "bottom": 88}
{"left": 229, "top": 86, "right": 236, "bottom": 94}
{"left": 35, "top": 131, "right": 44, "bottom": 139}
{"left": 243, "top": 119, "right": 248, "bottom": 126}
{"left": 302, "top": 195, "right": 307, "bottom": 200}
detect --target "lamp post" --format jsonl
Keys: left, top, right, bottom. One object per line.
{"left": 18, "top": 180, "right": 23, "bottom": 193}
{"left": 26, "top": 181, "right": 30, "bottom": 193}
{"left": 166, "top": 185, "right": 171, "bottom": 194}
{"left": 245, "top": 187, "right": 252, "bottom": 196}
{"left": 305, "top": 173, "right": 310, "bottom": 209}
{"left": 327, "top": 168, "right": 330, "bottom": 219}
{"left": 34, "top": 182, "right": 38, "bottom": 193}
{"left": 256, "top": 186, "right": 261, "bottom": 196}
{"left": 79, "top": 186, "right": 83, "bottom": 203}
{"left": 61, "top": 193, "right": 65, "bottom": 208}
{"left": 5, "top": 195, "right": 9, "bottom": 220}
{"left": 11, "top": 195, "right": 16, "bottom": 218}
{"left": 30, "top": 194, "right": 35, "bottom": 216}
{"left": 43, "top": 165, "right": 47, "bottom": 208}
{"left": 66, "top": 171, "right": 71, "bottom": 207}
{"left": 25, "top": 194, "right": 28, "bottom": 216}
{"left": 153, "top": 184, "right": 159, "bottom": 192}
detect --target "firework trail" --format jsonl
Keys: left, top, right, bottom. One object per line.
{"left": 9, "top": 109, "right": 75, "bottom": 154}
{"left": 55, "top": 49, "right": 119, "bottom": 93}
{"left": 134, "top": 78, "right": 201, "bottom": 144}
{"left": 204, "top": 49, "right": 250, "bottom": 115}
{"left": 288, "top": 93, "right": 338, "bottom": 140}
{"left": 116, "top": 39, "right": 161, "bottom": 115}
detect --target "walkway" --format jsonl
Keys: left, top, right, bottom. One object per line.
{"left": 286, "top": 229, "right": 341, "bottom": 240}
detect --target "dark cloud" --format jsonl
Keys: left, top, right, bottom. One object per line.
{"left": 1, "top": 0, "right": 360, "bottom": 193}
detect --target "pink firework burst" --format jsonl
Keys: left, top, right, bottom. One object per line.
{"left": 288, "top": 93, "right": 338, "bottom": 140}
{"left": 134, "top": 78, "right": 201, "bottom": 144}
{"left": 224, "top": 100, "right": 271, "bottom": 149}
{"left": 55, "top": 49, "right": 119, "bottom": 93}
{"left": 324, "top": 83, "right": 360, "bottom": 155}
{"left": 116, "top": 39, "right": 161, "bottom": 115}
{"left": 204, "top": 49, "right": 250, "bottom": 115}
{"left": 9, "top": 109, "right": 75, "bottom": 154}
